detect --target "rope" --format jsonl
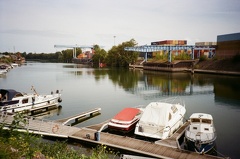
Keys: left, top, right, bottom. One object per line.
{"left": 212, "top": 147, "right": 230, "bottom": 159}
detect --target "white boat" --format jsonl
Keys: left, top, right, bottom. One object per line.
{"left": 0, "top": 69, "right": 7, "bottom": 75}
{"left": 184, "top": 113, "right": 217, "bottom": 154}
{"left": 134, "top": 98, "right": 186, "bottom": 139}
{"left": 108, "top": 107, "right": 144, "bottom": 132}
{"left": 0, "top": 86, "right": 62, "bottom": 113}
{"left": 11, "top": 63, "right": 19, "bottom": 67}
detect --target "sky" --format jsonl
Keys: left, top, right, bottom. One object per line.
{"left": 0, "top": 0, "right": 239, "bottom": 53}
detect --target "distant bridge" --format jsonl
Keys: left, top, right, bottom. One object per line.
{"left": 124, "top": 45, "right": 215, "bottom": 62}
{"left": 54, "top": 45, "right": 94, "bottom": 58}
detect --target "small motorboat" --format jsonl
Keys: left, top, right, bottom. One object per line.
{"left": 108, "top": 107, "right": 143, "bottom": 132}
{"left": 0, "top": 86, "right": 62, "bottom": 113}
{"left": 184, "top": 113, "right": 217, "bottom": 154}
{"left": 134, "top": 97, "right": 186, "bottom": 139}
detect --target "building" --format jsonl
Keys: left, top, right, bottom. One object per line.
{"left": 150, "top": 40, "right": 188, "bottom": 58}
{"left": 77, "top": 48, "right": 95, "bottom": 59}
{"left": 216, "top": 32, "right": 240, "bottom": 58}
{"left": 194, "top": 42, "right": 216, "bottom": 58}
{"left": 151, "top": 40, "right": 187, "bottom": 46}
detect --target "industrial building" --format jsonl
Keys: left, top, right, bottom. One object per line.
{"left": 194, "top": 42, "right": 216, "bottom": 58}
{"left": 216, "top": 32, "right": 240, "bottom": 58}
{"left": 149, "top": 40, "right": 188, "bottom": 58}
{"left": 151, "top": 40, "right": 187, "bottom": 46}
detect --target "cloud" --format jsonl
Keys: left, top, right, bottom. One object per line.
{"left": 0, "top": 0, "right": 239, "bottom": 53}
{"left": 0, "top": 29, "right": 75, "bottom": 38}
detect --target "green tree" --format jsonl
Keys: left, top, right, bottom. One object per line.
{"left": 106, "top": 39, "right": 138, "bottom": 67}
{"left": 76, "top": 48, "right": 82, "bottom": 57}
{"left": 92, "top": 45, "right": 107, "bottom": 67}
{"left": 62, "top": 49, "right": 74, "bottom": 63}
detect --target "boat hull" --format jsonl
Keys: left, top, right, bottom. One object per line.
{"left": 134, "top": 119, "right": 183, "bottom": 139}
{"left": 185, "top": 138, "right": 215, "bottom": 154}
{"left": 108, "top": 107, "right": 142, "bottom": 133}
{"left": 108, "top": 119, "right": 139, "bottom": 132}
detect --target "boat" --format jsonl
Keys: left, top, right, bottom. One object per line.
{"left": 11, "top": 63, "right": 19, "bottom": 68}
{"left": 184, "top": 113, "right": 217, "bottom": 154}
{"left": 0, "top": 65, "right": 9, "bottom": 74}
{"left": 0, "top": 86, "right": 62, "bottom": 113}
{"left": 134, "top": 98, "right": 186, "bottom": 139}
{"left": 108, "top": 107, "right": 144, "bottom": 132}
{"left": 0, "top": 69, "right": 7, "bottom": 75}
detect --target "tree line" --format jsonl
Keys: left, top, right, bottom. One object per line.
{"left": 0, "top": 39, "right": 138, "bottom": 67}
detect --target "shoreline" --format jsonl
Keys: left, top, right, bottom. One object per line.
{"left": 129, "top": 64, "right": 240, "bottom": 76}
{"left": 192, "top": 69, "right": 240, "bottom": 76}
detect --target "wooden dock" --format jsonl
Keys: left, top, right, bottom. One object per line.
{"left": 55, "top": 108, "right": 101, "bottom": 125}
{"left": 0, "top": 113, "right": 224, "bottom": 159}
{"left": 27, "top": 104, "right": 60, "bottom": 115}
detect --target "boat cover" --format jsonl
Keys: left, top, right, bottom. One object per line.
{"left": 112, "top": 108, "right": 140, "bottom": 121}
{"left": 0, "top": 89, "right": 22, "bottom": 101}
{"left": 139, "top": 102, "right": 173, "bottom": 126}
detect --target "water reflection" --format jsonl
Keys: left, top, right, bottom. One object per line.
{"left": 63, "top": 66, "right": 240, "bottom": 102}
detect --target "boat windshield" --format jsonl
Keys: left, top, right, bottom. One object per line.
{"left": 202, "top": 119, "right": 212, "bottom": 124}
{"left": 14, "top": 93, "right": 24, "bottom": 98}
{"left": 191, "top": 118, "right": 200, "bottom": 123}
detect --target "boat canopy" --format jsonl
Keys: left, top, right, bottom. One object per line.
{"left": 139, "top": 102, "right": 178, "bottom": 126}
{"left": 0, "top": 89, "right": 23, "bottom": 101}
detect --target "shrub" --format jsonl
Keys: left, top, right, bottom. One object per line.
{"left": 199, "top": 55, "right": 207, "bottom": 61}
{"left": 0, "top": 113, "right": 118, "bottom": 159}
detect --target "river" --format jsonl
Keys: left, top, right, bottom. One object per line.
{"left": 0, "top": 62, "right": 240, "bottom": 159}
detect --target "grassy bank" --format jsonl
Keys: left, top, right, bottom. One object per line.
{"left": 195, "top": 55, "right": 240, "bottom": 72}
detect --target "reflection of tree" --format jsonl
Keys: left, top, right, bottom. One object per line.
{"left": 92, "top": 69, "right": 108, "bottom": 81}
{"left": 192, "top": 74, "right": 215, "bottom": 86}
{"left": 107, "top": 69, "right": 140, "bottom": 89}
{"left": 68, "top": 66, "right": 240, "bottom": 101}
{"left": 144, "top": 72, "right": 191, "bottom": 94}
{"left": 90, "top": 68, "right": 141, "bottom": 89}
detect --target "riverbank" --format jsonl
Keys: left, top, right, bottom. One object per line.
{"left": 194, "top": 58, "right": 240, "bottom": 76}
{"left": 130, "top": 58, "right": 240, "bottom": 76}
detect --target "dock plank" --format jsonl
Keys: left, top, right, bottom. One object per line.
{"left": 70, "top": 128, "right": 223, "bottom": 159}
{"left": 55, "top": 108, "right": 101, "bottom": 125}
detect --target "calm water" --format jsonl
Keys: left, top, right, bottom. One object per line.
{"left": 1, "top": 62, "right": 240, "bottom": 159}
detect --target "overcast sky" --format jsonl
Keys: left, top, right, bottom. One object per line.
{"left": 0, "top": 0, "right": 239, "bottom": 53}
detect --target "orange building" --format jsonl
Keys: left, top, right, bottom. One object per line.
{"left": 77, "top": 48, "right": 95, "bottom": 59}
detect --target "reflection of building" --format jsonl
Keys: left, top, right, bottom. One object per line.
{"left": 216, "top": 32, "right": 240, "bottom": 58}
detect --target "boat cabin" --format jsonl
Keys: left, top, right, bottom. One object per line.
{"left": 189, "top": 113, "right": 214, "bottom": 134}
